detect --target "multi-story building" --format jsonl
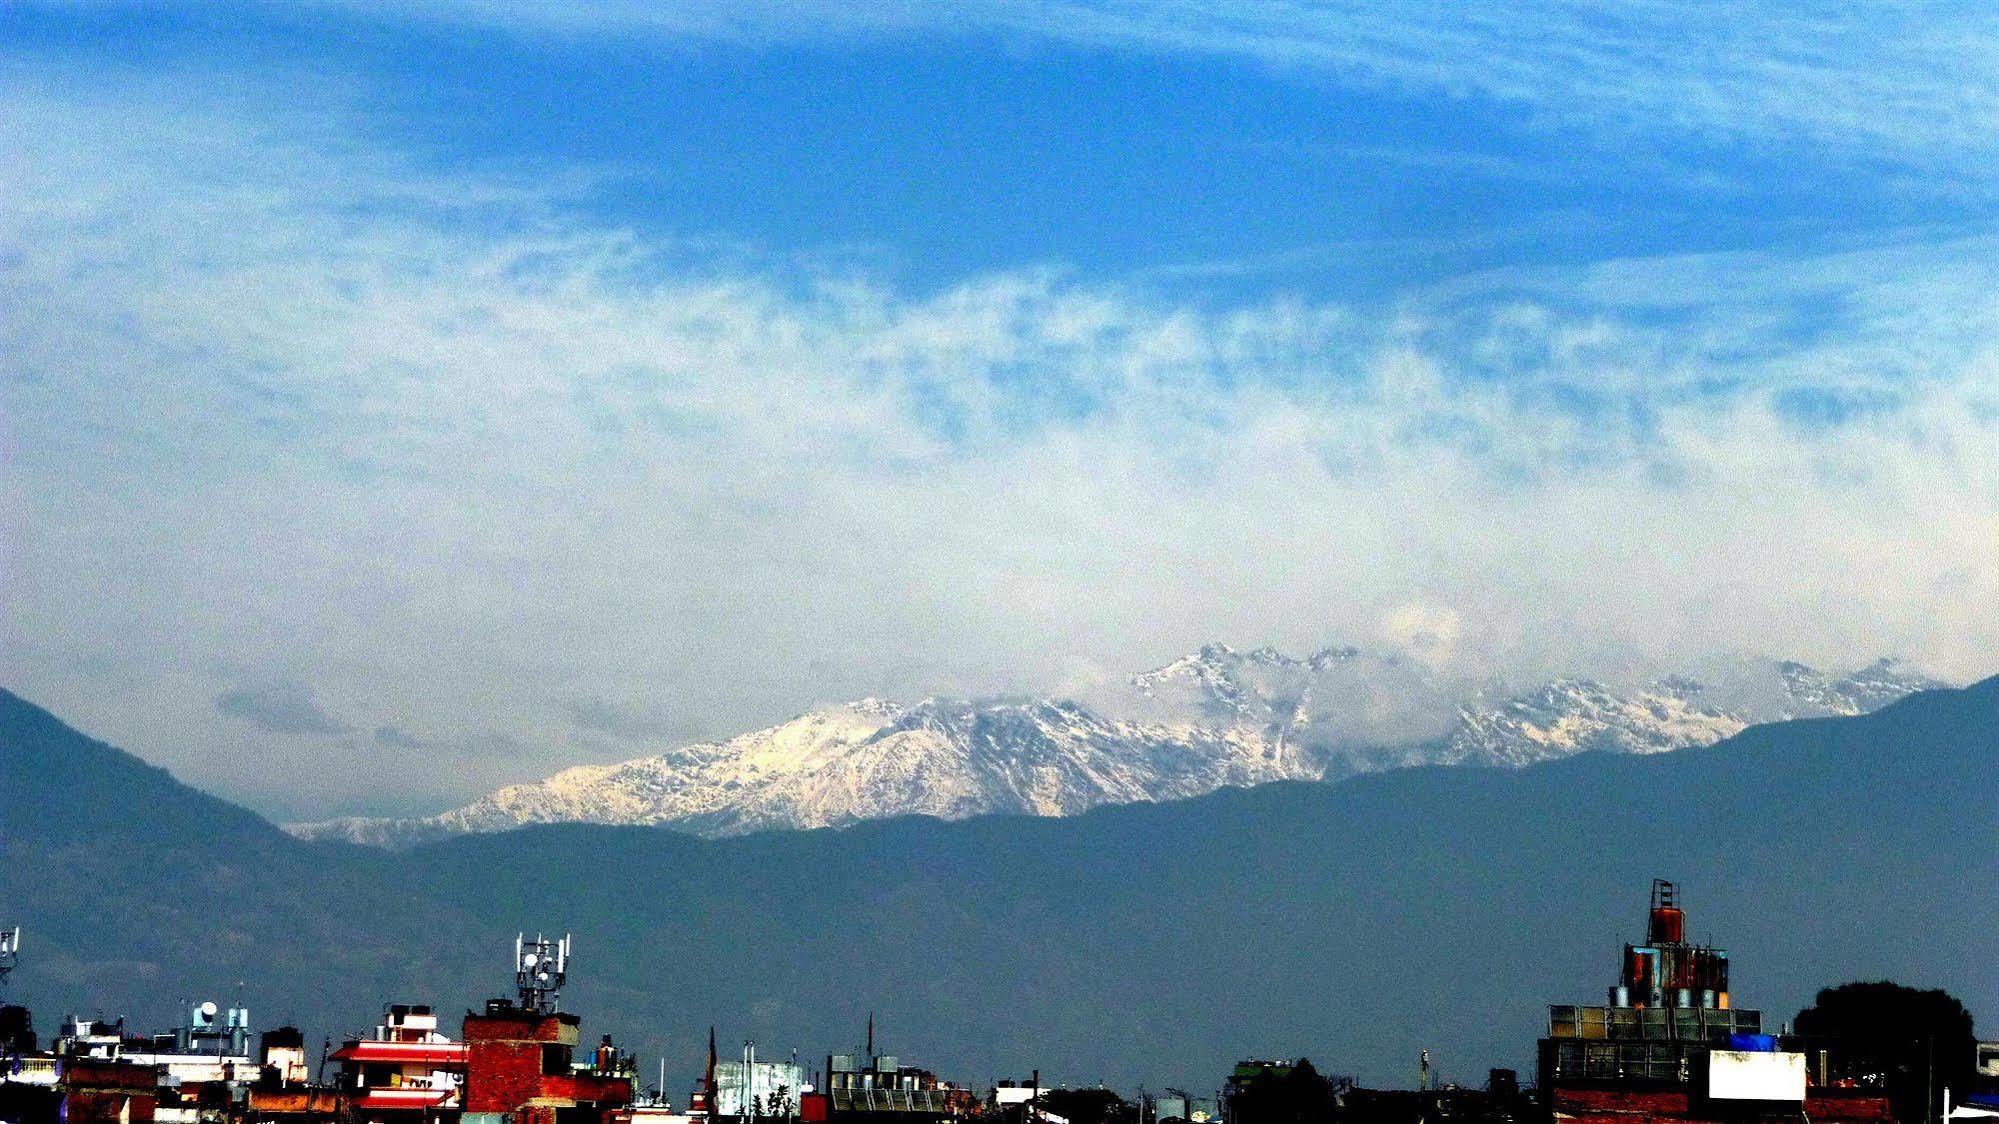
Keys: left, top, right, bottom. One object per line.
{"left": 1538, "top": 880, "right": 1892, "bottom": 1124}
{"left": 54, "top": 1005, "right": 259, "bottom": 1124}
{"left": 332, "top": 1004, "right": 469, "bottom": 1124}
{"left": 460, "top": 1000, "right": 633, "bottom": 1124}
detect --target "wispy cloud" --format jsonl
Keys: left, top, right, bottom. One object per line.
{"left": 565, "top": 698, "right": 687, "bottom": 743}
{"left": 216, "top": 680, "right": 353, "bottom": 737}
{"left": 320, "top": 1, "right": 1999, "bottom": 175}
{"left": 4, "top": 72, "right": 1996, "bottom": 815}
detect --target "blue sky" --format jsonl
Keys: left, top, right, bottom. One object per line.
{"left": 3, "top": 2, "right": 1997, "bottom": 817}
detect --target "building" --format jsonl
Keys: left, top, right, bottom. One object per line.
{"left": 1148, "top": 1093, "right": 1219, "bottom": 1124}
{"left": 52, "top": 1005, "right": 260, "bottom": 1124}
{"left": 1, "top": 1016, "right": 166, "bottom": 1124}
{"left": 49, "top": 1058, "right": 161, "bottom": 1124}
{"left": 987, "top": 1079, "right": 1072, "bottom": 1124}
{"left": 258, "top": 1029, "right": 310, "bottom": 1088}
{"left": 331, "top": 1004, "right": 469, "bottom": 1124}
{"left": 460, "top": 1000, "right": 634, "bottom": 1124}
{"left": 711, "top": 1053, "right": 806, "bottom": 1119}
{"left": 0, "top": 1050, "right": 154, "bottom": 1124}
{"left": 1538, "top": 880, "right": 1893, "bottom": 1124}
{"left": 800, "top": 1043, "right": 968, "bottom": 1124}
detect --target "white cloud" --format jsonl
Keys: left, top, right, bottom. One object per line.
{"left": 2, "top": 77, "right": 1996, "bottom": 816}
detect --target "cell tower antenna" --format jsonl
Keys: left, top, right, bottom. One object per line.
{"left": 0, "top": 928, "right": 19, "bottom": 986}
{"left": 514, "top": 932, "right": 571, "bottom": 1014}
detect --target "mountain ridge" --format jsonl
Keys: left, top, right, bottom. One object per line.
{"left": 287, "top": 649, "right": 1945, "bottom": 847}
{"left": 0, "top": 676, "right": 1992, "bottom": 1088}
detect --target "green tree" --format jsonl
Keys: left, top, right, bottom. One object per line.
{"left": 1794, "top": 981, "right": 1977, "bottom": 1124}
{"left": 1040, "top": 1088, "right": 1137, "bottom": 1124}
{"left": 1226, "top": 1059, "right": 1338, "bottom": 1124}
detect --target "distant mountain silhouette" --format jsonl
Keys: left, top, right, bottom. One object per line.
{"left": 292, "top": 648, "right": 1944, "bottom": 846}
{"left": 1, "top": 680, "right": 1992, "bottom": 1091}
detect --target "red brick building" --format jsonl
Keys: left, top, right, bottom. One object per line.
{"left": 460, "top": 1001, "right": 632, "bottom": 1124}
{"left": 57, "top": 1058, "right": 160, "bottom": 1124}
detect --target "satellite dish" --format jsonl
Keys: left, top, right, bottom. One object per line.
{"left": 200, "top": 1001, "right": 219, "bottom": 1020}
{"left": 522, "top": 953, "right": 538, "bottom": 968}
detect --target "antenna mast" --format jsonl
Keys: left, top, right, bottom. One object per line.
{"left": 514, "top": 933, "right": 571, "bottom": 1014}
{"left": 0, "top": 928, "right": 18, "bottom": 986}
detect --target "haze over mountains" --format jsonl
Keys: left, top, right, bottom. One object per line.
{"left": 1, "top": 675, "right": 1991, "bottom": 1090}
{"left": 290, "top": 646, "right": 1944, "bottom": 846}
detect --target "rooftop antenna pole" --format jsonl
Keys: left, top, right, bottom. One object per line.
{"left": 706, "top": 1027, "right": 718, "bottom": 1123}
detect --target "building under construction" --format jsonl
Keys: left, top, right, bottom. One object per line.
{"left": 1537, "top": 880, "right": 1892, "bottom": 1124}
{"left": 1540, "top": 880, "right": 1765, "bottom": 1087}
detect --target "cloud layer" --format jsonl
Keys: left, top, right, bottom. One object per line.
{"left": 3, "top": 68, "right": 1996, "bottom": 817}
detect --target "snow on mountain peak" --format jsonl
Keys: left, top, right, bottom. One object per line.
{"left": 287, "top": 650, "right": 1947, "bottom": 847}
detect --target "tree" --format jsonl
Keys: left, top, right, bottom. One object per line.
{"left": 757, "top": 1084, "right": 796, "bottom": 1120}
{"left": 1795, "top": 981, "right": 1977, "bottom": 1123}
{"left": 1226, "top": 1059, "right": 1338, "bottom": 1124}
{"left": 1041, "top": 1088, "right": 1138, "bottom": 1124}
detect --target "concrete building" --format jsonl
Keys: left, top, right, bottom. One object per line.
{"left": 331, "top": 1004, "right": 469, "bottom": 1124}
{"left": 712, "top": 1057, "right": 806, "bottom": 1119}
{"left": 52, "top": 1006, "right": 260, "bottom": 1124}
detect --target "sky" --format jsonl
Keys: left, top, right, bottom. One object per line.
{"left": 3, "top": 2, "right": 1997, "bottom": 820}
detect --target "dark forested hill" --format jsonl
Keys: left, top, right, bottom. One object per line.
{"left": 2, "top": 679, "right": 1992, "bottom": 1091}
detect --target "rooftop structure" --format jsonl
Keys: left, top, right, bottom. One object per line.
{"left": 1537, "top": 881, "right": 1892, "bottom": 1124}
{"left": 514, "top": 935, "right": 571, "bottom": 1017}
{"left": 1541, "top": 882, "right": 1763, "bottom": 1088}
{"left": 802, "top": 1024, "right": 965, "bottom": 1124}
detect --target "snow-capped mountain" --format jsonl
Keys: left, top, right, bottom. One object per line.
{"left": 288, "top": 650, "right": 1945, "bottom": 847}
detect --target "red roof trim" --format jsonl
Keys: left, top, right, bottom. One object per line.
{"left": 332, "top": 1041, "right": 469, "bottom": 1064}
{"left": 355, "top": 1089, "right": 455, "bottom": 1108}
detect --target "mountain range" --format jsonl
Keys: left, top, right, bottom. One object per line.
{"left": 289, "top": 647, "right": 1945, "bottom": 846}
{"left": 0, "top": 674, "right": 1992, "bottom": 1090}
